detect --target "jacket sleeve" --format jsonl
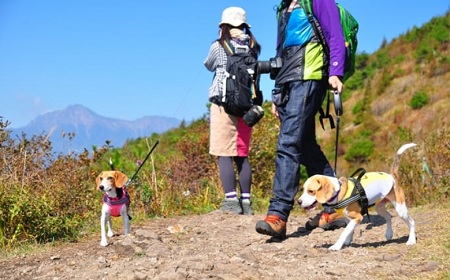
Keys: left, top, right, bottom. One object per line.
{"left": 313, "top": 0, "right": 345, "bottom": 78}
{"left": 204, "top": 41, "right": 221, "bottom": 72}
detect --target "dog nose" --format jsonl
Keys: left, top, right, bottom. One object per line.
{"left": 99, "top": 185, "right": 104, "bottom": 191}
{"left": 297, "top": 198, "right": 302, "bottom": 205}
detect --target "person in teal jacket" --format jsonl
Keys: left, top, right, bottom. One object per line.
{"left": 256, "top": 0, "right": 347, "bottom": 239}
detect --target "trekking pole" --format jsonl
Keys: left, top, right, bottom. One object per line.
{"left": 333, "top": 90, "right": 343, "bottom": 173}
{"left": 125, "top": 140, "right": 159, "bottom": 187}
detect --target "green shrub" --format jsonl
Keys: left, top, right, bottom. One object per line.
{"left": 394, "top": 54, "right": 405, "bottom": 64}
{"left": 375, "top": 50, "right": 391, "bottom": 69}
{"left": 344, "top": 139, "right": 374, "bottom": 163}
{"left": 376, "top": 70, "right": 394, "bottom": 95}
{"left": 410, "top": 91, "right": 429, "bottom": 109}
{"left": 344, "top": 71, "right": 363, "bottom": 91}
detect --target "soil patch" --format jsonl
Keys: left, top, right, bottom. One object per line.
{"left": 1, "top": 204, "right": 449, "bottom": 280}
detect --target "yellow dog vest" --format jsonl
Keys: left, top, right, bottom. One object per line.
{"left": 335, "top": 172, "right": 394, "bottom": 214}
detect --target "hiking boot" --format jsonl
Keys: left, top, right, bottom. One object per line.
{"left": 240, "top": 199, "right": 253, "bottom": 215}
{"left": 305, "top": 211, "right": 347, "bottom": 231}
{"left": 255, "top": 215, "right": 286, "bottom": 238}
{"left": 220, "top": 198, "right": 243, "bottom": 214}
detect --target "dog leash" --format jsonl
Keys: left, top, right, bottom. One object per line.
{"left": 125, "top": 140, "right": 159, "bottom": 187}
{"left": 318, "top": 90, "right": 342, "bottom": 173}
{"left": 333, "top": 90, "right": 342, "bottom": 173}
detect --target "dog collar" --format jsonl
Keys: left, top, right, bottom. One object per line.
{"left": 326, "top": 190, "right": 340, "bottom": 205}
{"left": 103, "top": 186, "right": 129, "bottom": 206}
{"left": 325, "top": 178, "right": 341, "bottom": 205}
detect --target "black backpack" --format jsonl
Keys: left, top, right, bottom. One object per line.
{"left": 219, "top": 39, "right": 261, "bottom": 117}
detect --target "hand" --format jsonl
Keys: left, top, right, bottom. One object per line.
{"left": 271, "top": 103, "right": 279, "bottom": 119}
{"left": 328, "top": 76, "right": 344, "bottom": 93}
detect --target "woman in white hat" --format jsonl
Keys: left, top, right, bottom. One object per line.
{"left": 204, "top": 7, "right": 262, "bottom": 215}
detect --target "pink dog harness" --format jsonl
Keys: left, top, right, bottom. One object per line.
{"left": 102, "top": 186, "right": 130, "bottom": 217}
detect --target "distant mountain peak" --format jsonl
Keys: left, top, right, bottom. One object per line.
{"left": 10, "top": 105, "right": 181, "bottom": 154}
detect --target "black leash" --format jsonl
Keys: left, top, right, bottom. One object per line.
{"left": 333, "top": 90, "right": 343, "bottom": 172}
{"left": 318, "top": 90, "right": 343, "bottom": 173}
{"left": 125, "top": 140, "right": 159, "bottom": 187}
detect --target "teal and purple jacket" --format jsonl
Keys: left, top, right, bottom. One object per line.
{"left": 275, "top": 0, "right": 345, "bottom": 84}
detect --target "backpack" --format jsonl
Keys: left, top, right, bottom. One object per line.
{"left": 219, "top": 39, "right": 261, "bottom": 117}
{"left": 300, "top": 0, "right": 359, "bottom": 82}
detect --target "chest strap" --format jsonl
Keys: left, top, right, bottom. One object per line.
{"left": 325, "top": 168, "right": 372, "bottom": 222}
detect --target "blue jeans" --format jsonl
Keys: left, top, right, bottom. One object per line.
{"left": 268, "top": 80, "right": 334, "bottom": 221}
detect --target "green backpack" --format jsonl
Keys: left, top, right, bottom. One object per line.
{"left": 300, "top": 0, "right": 359, "bottom": 82}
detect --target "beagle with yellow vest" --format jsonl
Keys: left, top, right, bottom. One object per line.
{"left": 298, "top": 143, "right": 417, "bottom": 250}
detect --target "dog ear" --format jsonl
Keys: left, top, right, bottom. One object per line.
{"left": 114, "top": 171, "right": 129, "bottom": 188}
{"left": 304, "top": 177, "right": 323, "bottom": 199}
{"left": 306, "top": 178, "right": 321, "bottom": 192}
{"left": 315, "top": 177, "right": 334, "bottom": 203}
{"left": 96, "top": 172, "right": 104, "bottom": 188}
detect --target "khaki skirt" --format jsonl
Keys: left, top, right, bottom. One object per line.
{"left": 209, "top": 103, "right": 252, "bottom": 157}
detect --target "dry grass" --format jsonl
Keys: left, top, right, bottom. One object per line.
{"left": 406, "top": 203, "right": 450, "bottom": 279}
{"left": 370, "top": 202, "right": 450, "bottom": 280}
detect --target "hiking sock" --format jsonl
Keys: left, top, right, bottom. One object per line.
{"left": 241, "top": 193, "right": 250, "bottom": 201}
{"left": 225, "top": 191, "right": 238, "bottom": 200}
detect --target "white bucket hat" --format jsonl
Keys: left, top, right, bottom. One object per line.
{"left": 219, "top": 7, "right": 251, "bottom": 28}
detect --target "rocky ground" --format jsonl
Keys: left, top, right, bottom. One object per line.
{"left": 1, "top": 204, "right": 449, "bottom": 280}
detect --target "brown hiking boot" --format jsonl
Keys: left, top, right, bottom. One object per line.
{"left": 305, "top": 211, "right": 347, "bottom": 231}
{"left": 255, "top": 215, "right": 287, "bottom": 238}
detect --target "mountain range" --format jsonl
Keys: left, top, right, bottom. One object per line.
{"left": 8, "top": 104, "right": 181, "bottom": 154}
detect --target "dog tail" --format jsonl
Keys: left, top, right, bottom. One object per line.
{"left": 391, "top": 143, "right": 417, "bottom": 179}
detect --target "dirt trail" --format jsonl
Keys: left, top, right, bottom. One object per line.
{"left": 0, "top": 205, "right": 448, "bottom": 280}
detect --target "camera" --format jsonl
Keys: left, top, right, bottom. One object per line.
{"left": 257, "top": 57, "right": 283, "bottom": 80}
{"left": 243, "top": 105, "right": 265, "bottom": 127}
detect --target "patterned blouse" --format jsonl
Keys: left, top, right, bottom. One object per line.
{"left": 204, "top": 40, "right": 228, "bottom": 101}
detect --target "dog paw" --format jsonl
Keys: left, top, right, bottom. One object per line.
{"left": 385, "top": 231, "right": 393, "bottom": 241}
{"left": 406, "top": 237, "right": 417, "bottom": 245}
{"left": 100, "top": 240, "right": 108, "bottom": 247}
{"left": 107, "top": 231, "right": 114, "bottom": 238}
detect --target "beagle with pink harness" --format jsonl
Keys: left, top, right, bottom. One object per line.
{"left": 96, "top": 170, "right": 131, "bottom": 247}
{"left": 298, "top": 143, "right": 417, "bottom": 250}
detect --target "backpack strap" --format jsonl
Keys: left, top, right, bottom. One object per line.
{"left": 221, "top": 39, "right": 235, "bottom": 56}
{"left": 300, "top": 0, "right": 330, "bottom": 54}
{"left": 301, "top": 0, "right": 334, "bottom": 131}
{"left": 222, "top": 38, "right": 257, "bottom": 57}
{"left": 288, "top": 0, "right": 298, "bottom": 12}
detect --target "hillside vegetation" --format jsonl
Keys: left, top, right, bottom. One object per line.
{"left": 0, "top": 12, "right": 449, "bottom": 251}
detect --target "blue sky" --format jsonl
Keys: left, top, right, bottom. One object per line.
{"left": 1, "top": 0, "right": 448, "bottom": 129}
